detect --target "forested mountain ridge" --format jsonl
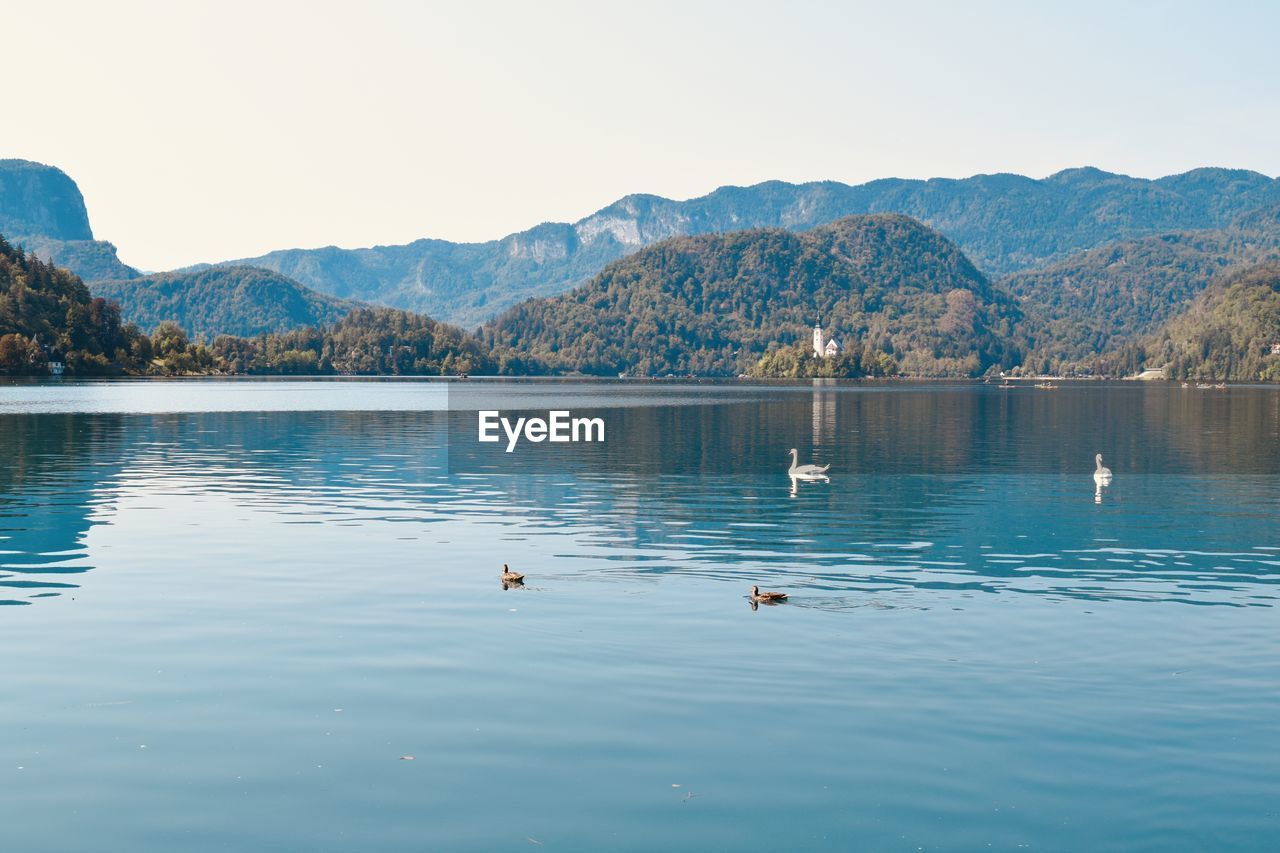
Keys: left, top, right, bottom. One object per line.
{"left": 219, "top": 167, "right": 1280, "bottom": 326}
{"left": 93, "top": 266, "right": 363, "bottom": 338}
{"left": 483, "top": 215, "right": 1025, "bottom": 377}
{"left": 1007, "top": 204, "right": 1280, "bottom": 373}
{"left": 0, "top": 160, "right": 139, "bottom": 281}
{"left": 1104, "top": 263, "right": 1280, "bottom": 381}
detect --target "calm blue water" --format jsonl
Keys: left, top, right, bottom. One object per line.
{"left": 1, "top": 379, "right": 1277, "bottom": 851}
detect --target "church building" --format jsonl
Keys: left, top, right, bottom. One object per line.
{"left": 812, "top": 321, "right": 840, "bottom": 358}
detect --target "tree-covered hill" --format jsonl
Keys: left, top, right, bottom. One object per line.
{"left": 1105, "top": 263, "right": 1280, "bottom": 381}
{"left": 220, "top": 167, "right": 1280, "bottom": 325}
{"left": 1006, "top": 205, "right": 1280, "bottom": 373}
{"left": 93, "top": 266, "right": 363, "bottom": 338}
{"left": 0, "top": 234, "right": 137, "bottom": 373}
{"left": 13, "top": 235, "right": 140, "bottom": 282}
{"left": 483, "top": 215, "right": 1025, "bottom": 377}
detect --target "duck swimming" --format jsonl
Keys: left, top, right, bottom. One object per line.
{"left": 501, "top": 564, "right": 524, "bottom": 584}
{"left": 750, "top": 584, "right": 788, "bottom": 603}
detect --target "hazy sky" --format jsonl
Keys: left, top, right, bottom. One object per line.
{"left": 5, "top": 0, "right": 1279, "bottom": 271}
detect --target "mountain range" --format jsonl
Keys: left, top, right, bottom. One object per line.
{"left": 213, "top": 167, "right": 1280, "bottom": 327}
{"left": 3, "top": 157, "right": 1279, "bottom": 379}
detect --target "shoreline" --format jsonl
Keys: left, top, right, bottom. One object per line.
{"left": 3, "top": 374, "right": 1275, "bottom": 387}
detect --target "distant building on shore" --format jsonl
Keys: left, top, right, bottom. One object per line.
{"left": 1270, "top": 342, "right": 1280, "bottom": 356}
{"left": 812, "top": 321, "right": 840, "bottom": 358}
{"left": 32, "top": 336, "right": 64, "bottom": 376}
{"left": 46, "top": 347, "right": 64, "bottom": 376}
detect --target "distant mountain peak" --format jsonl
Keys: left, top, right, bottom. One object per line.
{"left": 1043, "top": 166, "right": 1135, "bottom": 185}
{"left": 0, "top": 159, "right": 141, "bottom": 281}
{"left": 0, "top": 158, "right": 95, "bottom": 242}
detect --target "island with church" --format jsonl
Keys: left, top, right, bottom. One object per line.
{"left": 744, "top": 319, "right": 900, "bottom": 378}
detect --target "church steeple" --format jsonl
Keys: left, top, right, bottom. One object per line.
{"left": 813, "top": 320, "right": 824, "bottom": 358}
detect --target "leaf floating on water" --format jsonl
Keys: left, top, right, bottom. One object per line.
{"left": 399, "top": 755, "right": 415, "bottom": 761}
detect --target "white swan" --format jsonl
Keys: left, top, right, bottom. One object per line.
{"left": 1093, "top": 453, "right": 1112, "bottom": 483}
{"left": 788, "top": 448, "right": 830, "bottom": 480}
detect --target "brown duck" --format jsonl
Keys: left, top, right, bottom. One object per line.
{"left": 501, "top": 564, "right": 525, "bottom": 584}
{"left": 750, "top": 585, "right": 788, "bottom": 603}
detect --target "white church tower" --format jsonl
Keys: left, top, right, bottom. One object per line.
{"left": 813, "top": 321, "right": 840, "bottom": 358}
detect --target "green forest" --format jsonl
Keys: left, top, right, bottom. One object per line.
{"left": 0, "top": 235, "right": 136, "bottom": 373}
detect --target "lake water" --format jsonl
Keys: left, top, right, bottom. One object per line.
{"left": 2, "top": 378, "right": 1278, "bottom": 851}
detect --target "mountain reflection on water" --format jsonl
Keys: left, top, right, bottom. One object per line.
{"left": 2, "top": 381, "right": 1277, "bottom": 609}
